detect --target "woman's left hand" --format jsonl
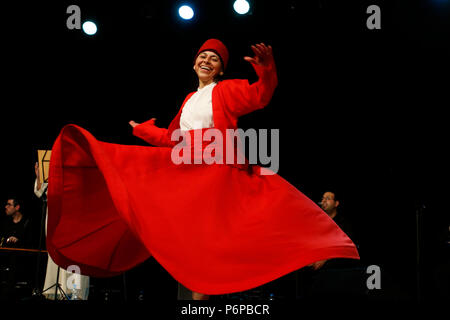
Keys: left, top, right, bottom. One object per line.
{"left": 244, "top": 43, "right": 274, "bottom": 67}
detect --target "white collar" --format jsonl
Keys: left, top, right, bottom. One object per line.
{"left": 197, "top": 81, "right": 217, "bottom": 91}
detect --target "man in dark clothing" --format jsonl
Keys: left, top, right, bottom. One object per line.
{"left": 0, "top": 198, "right": 33, "bottom": 300}
{"left": 1, "top": 199, "right": 31, "bottom": 248}
{"left": 296, "top": 191, "right": 366, "bottom": 300}
{"left": 320, "top": 191, "right": 357, "bottom": 247}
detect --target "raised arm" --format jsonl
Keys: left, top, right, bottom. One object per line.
{"left": 223, "top": 43, "right": 278, "bottom": 118}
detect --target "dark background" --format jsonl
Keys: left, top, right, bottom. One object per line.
{"left": 1, "top": 0, "right": 449, "bottom": 303}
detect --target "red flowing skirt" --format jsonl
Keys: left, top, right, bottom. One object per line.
{"left": 47, "top": 124, "right": 359, "bottom": 295}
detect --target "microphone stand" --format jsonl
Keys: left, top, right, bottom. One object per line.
{"left": 31, "top": 190, "right": 47, "bottom": 298}
{"left": 41, "top": 265, "right": 70, "bottom": 300}
{"left": 32, "top": 187, "right": 69, "bottom": 300}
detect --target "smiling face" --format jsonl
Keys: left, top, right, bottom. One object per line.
{"left": 193, "top": 50, "right": 223, "bottom": 88}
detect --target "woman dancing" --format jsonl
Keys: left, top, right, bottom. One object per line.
{"left": 47, "top": 39, "right": 359, "bottom": 301}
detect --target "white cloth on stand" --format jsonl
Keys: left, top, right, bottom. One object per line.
{"left": 34, "top": 179, "right": 90, "bottom": 300}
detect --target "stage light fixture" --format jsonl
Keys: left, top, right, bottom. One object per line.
{"left": 178, "top": 5, "right": 195, "bottom": 20}
{"left": 82, "top": 21, "right": 97, "bottom": 35}
{"left": 233, "top": 0, "right": 250, "bottom": 15}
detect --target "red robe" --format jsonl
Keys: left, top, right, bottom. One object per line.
{"left": 47, "top": 60, "right": 359, "bottom": 295}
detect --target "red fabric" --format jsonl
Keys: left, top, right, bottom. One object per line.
{"left": 47, "top": 60, "right": 359, "bottom": 295}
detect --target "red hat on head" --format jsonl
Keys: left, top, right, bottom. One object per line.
{"left": 195, "top": 39, "right": 229, "bottom": 70}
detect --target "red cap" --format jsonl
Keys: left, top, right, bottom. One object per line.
{"left": 195, "top": 39, "right": 229, "bottom": 70}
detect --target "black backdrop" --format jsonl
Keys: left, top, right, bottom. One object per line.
{"left": 1, "top": 0, "right": 448, "bottom": 302}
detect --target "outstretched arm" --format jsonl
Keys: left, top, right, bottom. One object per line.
{"left": 130, "top": 118, "right": 174, "bottom": 147}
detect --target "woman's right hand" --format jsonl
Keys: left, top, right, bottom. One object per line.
{"left": 129, "top": 118, "right": 156, "bottom": 128}
{"left": 129, "top": 120, "right": 139, "bottom": 128}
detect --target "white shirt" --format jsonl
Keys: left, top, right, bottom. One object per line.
{"left": 179, "top": 82, "right": 216, "bottom": 131}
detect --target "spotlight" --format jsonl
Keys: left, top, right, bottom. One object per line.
{"left": 233, "top": 0, "right": 250, "bottom": 15}
{"left": 178, "top": 5, "right": 194, "bottom": 20}
{"left": 82, "top": 21, "right": 97, "bottom": 35}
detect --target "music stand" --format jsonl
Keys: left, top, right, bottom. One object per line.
{"left": 32, "top": 150, "right": 69, "bottom": 300}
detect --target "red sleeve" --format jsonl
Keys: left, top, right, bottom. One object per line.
{"left": 132, "top": 118, "right": 174, "bottom": 147}
{"left": 221, "top": 61, "right": 278, "bottom": 118}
